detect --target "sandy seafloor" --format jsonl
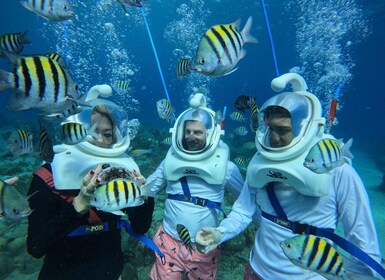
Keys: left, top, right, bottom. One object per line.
{"left": 0, "top": 126, "right": 384, "bottom": 279}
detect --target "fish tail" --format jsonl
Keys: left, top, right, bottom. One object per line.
{"left": 20, "top": 30, "right": 32, "bottom": 44}
{"left": 241, "top": 16, "right": 258, "bottom": 44}
{"left": 343, "top": 138, "right": 354, "bottom": 159}
{"left": 0, "top": 68, "right": 13, "bottom": 91}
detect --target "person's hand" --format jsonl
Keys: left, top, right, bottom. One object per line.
{"left": 72, "top": 164, "right": 102, "bottom": 214}
{"left": 195, "top": 227, "right": 223, "bottom": 254}
{"left": 4, "top": 176, "right": 19, "bottom": 185}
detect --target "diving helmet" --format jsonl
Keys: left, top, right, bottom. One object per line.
{"left": 66, "top": 85, "right": 130, "bottom": 157}
{"left": 247, "top": 73, "right": 332, "bottom": 197}
{"left": 169, "top": 93, "right": 224, "bottom": 161}
{"left": 255, "top": 73, "right": 325, "bottom": 161}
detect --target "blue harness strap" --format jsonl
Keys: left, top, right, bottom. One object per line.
{"left": 263, "top": 183, "right": 385, "bottom": 278}
{"left": 167, "top": 177, "right": 227, "bottom": 217}
{"left": 118, "top": 220, "right": 166, "bottom": 265}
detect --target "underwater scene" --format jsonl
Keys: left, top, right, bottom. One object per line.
{"left": 0, "top": 0, "right": 384, "bottom": 279}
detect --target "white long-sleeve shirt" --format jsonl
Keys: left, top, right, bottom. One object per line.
{"left": 148, "top": 159, "right": 244, "bottom": 242}
{"left": 217, "top": 163, "right": 382, "bottom": 279}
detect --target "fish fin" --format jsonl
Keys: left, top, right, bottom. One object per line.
{"left": 241, "top": 16, "right": 258, "bottom": 44}
{"left": 0, "top": 68, "right": 13, "bottom": 91}
{"left": 223, "top": 67, "right": 239, "bottom": 76}
{"left": 20, "top": 30, "right": 32, "bottom": 44}
{"left": 111, "top": 210, "right": 126, "bottom": 216}
{"left": 139, "top": 177, "right": 158, "bottom": 198}
{"left": 343, "top": 138, "right": 354, "bottom": 159}
{"left": 19, "top": 0, "right": 33, "bottom": 12}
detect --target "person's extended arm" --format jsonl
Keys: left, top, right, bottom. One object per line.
{"left": 195, "top": 182, "right": 256, "bottom": 253}
{"left": 336, "top": 164, "right": 382, "bottom": 276}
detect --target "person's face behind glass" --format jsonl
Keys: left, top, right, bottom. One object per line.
{"left": 266, "top": 112, "right": 294, "bottom": 148}
{"left": 184, "top": 120, "right": 206, "bottom": 151}
{"left": 89, "top": 112, "right": 114, "bottom": 148}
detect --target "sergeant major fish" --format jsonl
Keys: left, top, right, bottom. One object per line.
{"left": 304, "top": 138, "right": 353, "bottom": 174}
{"left": 19, "top": 0, "right": 74, "bottom": 22}
{"left": 176, "top": 56, "right": 192, "bottom": 79}
{"left": 192, "top": 16, "right": 258, "bottom": 77}
{"left": 91, "top": 178, "right": 155, "bottom": 215}
{"left": 57, "top": 122, "right": 95, "bottom": 145}
{"left": 0, "top": 54, "right": 79, "bottom": 116}
{"left": 39, "top": 118, "right": 55, "bottom": 163}
{"left": 177, "top": 224, "right": 195, "bottom": 255}
{"left": 7, "top": 129, "right": 34, "bottom": 157}
{"left": 280, "top": 234, "right": 378, "bottom": 280}
{"left": 156, "top": 98, "right": 174, "bottom": 123}
{"left": 0, "top": 30, "right": 31, "bottom": 55}
{"left": 0, "top": 179, "right": 32, "bottom": 221}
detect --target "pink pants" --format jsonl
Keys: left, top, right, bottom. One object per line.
{"left": 150, "top": 225, "right": 221, "bottom": 280}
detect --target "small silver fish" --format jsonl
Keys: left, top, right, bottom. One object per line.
{"left": 0, "top": 179, "right": 32, "bottom": 221}
{"left": 234, "top": 126, "right": 248, "bottom": 136}
{"left": 156, "top": 98, "right": 174, "bottom": 123}
{"left": 7, "top": 129, "right": 34, "bottom": 157}
{"left": 304, "top": 138, "right": 353, "bottom": 174}
{"left": 130, "top": 148, "right": 153, "bottom": 157}
{"left": 19, "top": 0, "right": 74, "bottom": 22}
{"left": 116, "top": 0, "right": 145, "bottom": 12}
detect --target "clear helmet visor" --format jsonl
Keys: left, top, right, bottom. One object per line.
{"left": 174, "top": 108, "right": 215, "bottom": 155}
{"left": 67, "top": 100, "right": 130, "bottom": 156}
{"left": 256, "top": 92, "right": 313, "bottom": 152}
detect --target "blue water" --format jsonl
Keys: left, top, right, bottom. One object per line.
{"left": 1, "top": 0, "right": 384, "bottom": 278}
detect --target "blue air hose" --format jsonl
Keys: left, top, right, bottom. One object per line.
{"left": 260, "top": 0, "right": 280, "bottom": 77}
{"left": 140, "top": 8, "right": 171, "bottom": 103}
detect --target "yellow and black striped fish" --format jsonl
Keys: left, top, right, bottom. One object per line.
{"left": 7, "top": 129, "right": 34, "bottom": 157}
{"left": 91, "top": 179, "right": 148, "bottom": 213}
{"left": 249, "top": 99, "right": 260, "bottom": 132}
{"left": 304, "top": 138, "right": 353, "bottom": 174}
{"left": 0, "top": 30, "right": 31, "bottom": 54}
{"left": 0, "top": 54, "right": 78, "bottom": 114}
{"left": 39, "top": 118, "right": 55, "bottom": 163}
{"left": 280, "top": 234, "right": 346, "bottom": 279}
{"left": 112, "top": 80, "right": 131, "bottom": 94}
{"left": 58, "top": 122, "right": 89, "bottom": 145}
{"left": 193, "top": 16, "right": 258, "bottom": 77}
{"left": 176, "top": 56, "right": 192, "bottom": 79}
{"left": 229, "top": 111, "right": 246, "bottom": 122}
{"left": 156, "top": 98, "right": 174, "bottom": 123}
{"left": 234, "top": 95, "right": 256, "bottom": 112}
{"left": 177, "top": 224, "right": 195, "bottom": 254}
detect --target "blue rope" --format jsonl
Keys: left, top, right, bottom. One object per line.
{"left": 140, "top": 8, "right": 171, "bottom": 103}
{"left": 260, "top": 0, "right": 280, "bottom": 77}
{"left": 222, "top": 106, "right": 227, "bottom": 118}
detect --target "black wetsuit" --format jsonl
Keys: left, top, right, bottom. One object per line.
{"left": 27, "top": 164, "right": 154, "bottom": 280}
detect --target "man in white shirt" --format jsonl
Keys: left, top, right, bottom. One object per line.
{"left": 148, "top": 94, "right": 244, "bottom": 280}
{"left": 195, "top": 73, "right": 382, "bottom": 279}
